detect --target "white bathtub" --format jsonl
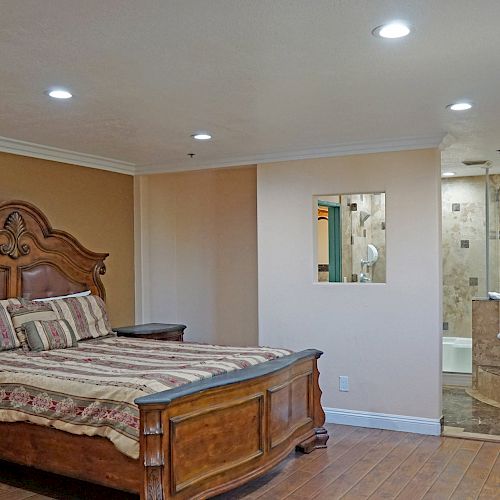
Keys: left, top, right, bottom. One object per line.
{"left": 442, "top": 336, "right": 472, "bottom": 373}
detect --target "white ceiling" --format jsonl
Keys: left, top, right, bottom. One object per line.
{"left": 1, "top": 0, "right": 500, "bottom": 174}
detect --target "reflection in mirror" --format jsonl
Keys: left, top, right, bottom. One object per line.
{"left": 315, "top": 193, "right": 386, "bottom": 283}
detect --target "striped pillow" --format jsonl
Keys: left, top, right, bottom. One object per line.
{"left": 22, "top": 319, "right": 78, "bottom": 352}
{"left": 0, "top": 298, "right": 21, "bottom": 351}
{"left": 49, "top": 295, "right": 112, "bottom": 340}
{"left": 7, "top": 302, "right": 58, "bottom": 347}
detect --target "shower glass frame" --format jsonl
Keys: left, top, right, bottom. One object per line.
{"left": 487, "top": 167, "right": 500, "bottom": 296}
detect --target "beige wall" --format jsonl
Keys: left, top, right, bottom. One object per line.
{"left": 257, "top": 149, "right": 442, "bottom": 419}
{"left": 0, "top": 152, "right": 135, "bottom": 326}
{"left": 136, "top": 167, "right": 258, "bottom": 346}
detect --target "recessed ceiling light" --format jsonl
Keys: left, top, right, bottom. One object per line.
{"left": 372, "top": 22, "right": 411, "bottom": 39}
{"left": 442, "top": 172, "right": 456, "bottom": 177}
{"left": 447, "top": 102, "right": 472, "bottom": 111}
{"left": 192, "top": 133, "right": 212, "bottom": 140}
{"left": 47, "top": 89, "right": 72, "bottom": 99}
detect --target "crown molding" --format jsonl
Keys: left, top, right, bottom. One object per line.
{"left": 0, "top": 136, "right": 136, "bottom": 175}
{"left": 136, "top": 134, "right": 444, "bottom": 174}
{"left": 0, "top": 133, "right": 444, "bottom": 176}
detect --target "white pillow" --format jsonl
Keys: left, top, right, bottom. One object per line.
{"left": 32, "top": 290, "right": 91, "bottom": 302}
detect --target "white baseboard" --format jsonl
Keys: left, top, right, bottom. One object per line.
{"left": 442, "top": 372, "right": 472, "bottom": 387}
{"left": 324, "top": 407, "right": 442, "bottom": 436}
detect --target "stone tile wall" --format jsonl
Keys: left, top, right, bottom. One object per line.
{"left": 442, "top": 175, "right": 500, "bottom": 338}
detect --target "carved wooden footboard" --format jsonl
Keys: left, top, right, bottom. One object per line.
{"left": 136, "top": 349, "right": 328, "bottom": 500}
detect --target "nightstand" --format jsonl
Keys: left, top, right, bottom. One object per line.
{"left": 114, "top": 323, "right": 186, "bottom": 342}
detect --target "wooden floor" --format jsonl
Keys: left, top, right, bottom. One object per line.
{"left": 1, "top": 424, "right": 500, "bottom": 499}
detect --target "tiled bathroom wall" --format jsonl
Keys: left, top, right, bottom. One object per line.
{"left": 370, "top": 194, "right": 386, "bottom": 283}
{"left": 442, "top": 174, "right": 500, "bottom": 338}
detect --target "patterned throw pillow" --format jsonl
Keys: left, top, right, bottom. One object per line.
{"left": 7, "top": 302, "right": 58, "bottom": 347}
{"left": 49, "top": 295, "right": 112, "bottom": 341}
{"left": 0, "top": 298, "right": 21, "bottom": 351}
{"left": 22, "top": 319, "right": 78, "bottom": 352}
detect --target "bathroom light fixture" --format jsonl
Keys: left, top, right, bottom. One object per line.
{"left": 442, "top": 172, "right": 456, "bottom": 177}
{"left": 192, "top": 133, "right": 212, "bottom": 140}
{"left": 372, "top": 22, "right": 411, "bottom": 39}
{"left": 447, "top": 102, "right": 472, "bottom": 111}
{"left": 47, "top": 89, "right": 73, "bottom": 99}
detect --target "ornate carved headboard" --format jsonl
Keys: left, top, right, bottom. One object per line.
{"left": 0, "top": 201, "right": 108, "bottom": 300}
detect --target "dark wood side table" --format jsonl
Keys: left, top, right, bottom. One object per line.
{"left": 114, "top": 323, "right": 187, "bottom": 342}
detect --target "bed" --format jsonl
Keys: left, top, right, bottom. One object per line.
{"left": 0, "top": 200, "right": 328, "bottom": 499}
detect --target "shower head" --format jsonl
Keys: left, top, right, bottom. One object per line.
{"left": 360, "top": 210, "right": 371, "bottom": 225}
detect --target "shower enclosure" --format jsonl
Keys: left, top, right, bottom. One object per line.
{"left": 442, "top": 165, "right": 500, "bottom": 375}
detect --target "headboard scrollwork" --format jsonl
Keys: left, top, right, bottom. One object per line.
{"left": 0, "top": 211, "right": 31, "bottom": 259}
{"left": 0, "top": 201, "right": 108, "bottom": 300}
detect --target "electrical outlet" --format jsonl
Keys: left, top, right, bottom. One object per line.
{"left": 339, "top": 375, "right": 349, "bottom": 392}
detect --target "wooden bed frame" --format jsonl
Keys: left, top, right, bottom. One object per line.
{"left": 0, "top": 201, "right": 329, "bottom": 499}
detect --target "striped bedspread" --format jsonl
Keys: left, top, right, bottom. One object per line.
{"left": 0, "top": 336, "right": 292, "bottom": 458}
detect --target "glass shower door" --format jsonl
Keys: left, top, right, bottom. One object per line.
{"left": 488, "top": 178, "right": 500, "bottom": 294}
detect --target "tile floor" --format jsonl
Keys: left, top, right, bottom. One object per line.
{"left": 443, "top": 386, "right": 500, "bottom": 437}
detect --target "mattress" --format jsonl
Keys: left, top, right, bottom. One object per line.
{"left": 0, "top": 336, "right": 291, "bottom": 458}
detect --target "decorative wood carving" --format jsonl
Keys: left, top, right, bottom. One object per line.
{"left": 141, "top": 409, "right": 164, "bottom": 500}
{"left": 296, "top": 357, "right": 330, "bottom": 453}
{"left": 0, "top": 201, "right": 108, "bottom": 299}
{"left": 146, "top": 467, "right": 164, "bottom": 500}
{"left": 0, "top": 211, "right": 30, "bottom": 259}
